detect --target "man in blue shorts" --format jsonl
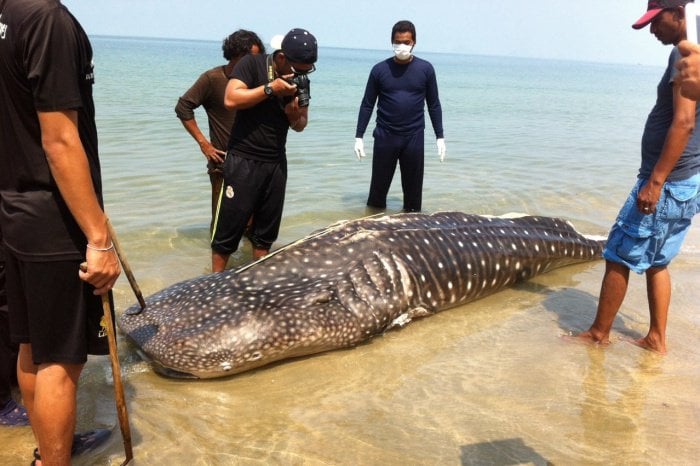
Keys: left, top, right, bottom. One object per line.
{"left": 0, "top": 0, "right": 121, "bottom": 463}
{"left": 578, "top": 0, "right": 700, "bottom": 354}
{"left": 354, "top": 20, "right": 446, "bottom": 212}
{"left": 211, "top": 28, "right": 317, "bottom": 271}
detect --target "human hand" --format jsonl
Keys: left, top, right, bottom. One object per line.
{"left": 284, "top": 98, "right": 307, "bottom": 131}
{"left": 199, "top": 140, "right": 225, "bottom": 164}
{"left": 354, "top": 138, "right": 366, "bottom": 160}
{"left": 79, "top": 246, "right": 121, "bottom": 295}
{"left": 272, "top": 76, "right": 298, "bottom": 98}
{"left": 636, "top": 182, "right": 661, "bottom": 215}
{"left": 284, "top": 96, "right": 302, "bottom": 118}
{"left": 437, "top": 138, "right": 446, "bottom": 162}
{"left": 677, "top": 40, "right": 700, "bottom": 100}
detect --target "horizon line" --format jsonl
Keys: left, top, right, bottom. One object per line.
{"left": 89, "top": 34, "right": 662, "bottom": 69}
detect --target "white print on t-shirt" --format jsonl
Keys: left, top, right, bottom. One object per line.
{"left": 226, "top": 186, "right": 234, "bottom": 199}
{"left": 85, "top": 60, "right": 94, "bottom": 82}
{"left": 0, "top": 15, "right": 8, "bottom": 40}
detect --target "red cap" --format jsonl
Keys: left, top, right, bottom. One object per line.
{"left": 632, "top": 0, "right": 691, "bottom": 29}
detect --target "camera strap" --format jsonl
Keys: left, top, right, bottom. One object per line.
{"left": 265, "top": 53, "right": 288, "bottom": 111}
{"left": 266, "top": 53, "right": 275, "bottom": 83}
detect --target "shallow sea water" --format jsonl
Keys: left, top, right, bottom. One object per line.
{"left": 1, "top": 37, "right": 699, "bottom": 465}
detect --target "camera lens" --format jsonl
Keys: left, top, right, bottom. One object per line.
{"left": 292, "top": 74, "right": 310, "bottom": 107}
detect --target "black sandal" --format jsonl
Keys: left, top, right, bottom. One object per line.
{"left": 30, "top": 447, "right": 40, "bottom": 466}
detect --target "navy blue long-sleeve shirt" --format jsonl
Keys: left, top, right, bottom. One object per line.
{"left": 355, "top": 56, "right": 443, "bottom": 139}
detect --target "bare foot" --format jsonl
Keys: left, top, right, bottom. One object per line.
{"left": 625, "top": 336, "right": 667, "bottom": 355}
{"left": 561, "top": 331, "right": 611, "bottom": 347}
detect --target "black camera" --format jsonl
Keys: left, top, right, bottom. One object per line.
{"left": 289, "top": 73, "right": 311, "bottom": 107}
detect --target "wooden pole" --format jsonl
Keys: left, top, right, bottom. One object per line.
{"left": 101, "top": 293, "right": 134, "bottom": 465}
{"left": 80, "top": 260, "right": 134, "bottom": 464}
{"left": 106, "top": 219, "right": 146, "bottom": 313}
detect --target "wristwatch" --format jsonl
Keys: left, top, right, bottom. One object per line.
{"left": 264, "top": 83, "right": 274, "bottom": 97}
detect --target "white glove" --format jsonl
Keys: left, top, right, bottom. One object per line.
{"left": 437, "top": 138, "right": 446, "bottom": 162}
{"left": 354, "top": 138, "right": 366, "bottom": 160}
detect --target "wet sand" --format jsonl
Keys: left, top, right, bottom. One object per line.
{"left": 2, "top": 225, "right": 699, "bottom": 465}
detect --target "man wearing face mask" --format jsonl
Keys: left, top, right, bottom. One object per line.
{"left": 354, "top": 20, "right": 445, "bottom": 212}
{"left": 211, "top": 28, "right": 317, "bottom": 271}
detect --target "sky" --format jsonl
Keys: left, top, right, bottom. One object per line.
{"left": 62, "top": 0, "right": 673, "bottom": 67}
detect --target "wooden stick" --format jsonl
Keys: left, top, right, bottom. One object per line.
{"left": 80, "top": 261, "right": 134, "bottom": 464}
{"left": 101, "top": 293, "right": 134, "bottom": 465}
{"left": 106, "top": 219, "right": 146, "bottom": 312}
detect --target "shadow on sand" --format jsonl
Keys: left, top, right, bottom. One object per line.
{"left": 460, "top": 438, "right": 551, "bottom": 465}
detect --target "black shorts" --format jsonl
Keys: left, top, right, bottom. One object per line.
{"left": 1, "top": 256, "right": 19, "bottom": 399}
{"left": 4, "top": 249, "right": 111, "bottom": 365}
{"left": 211, "top": 155, "right": 287, "bottom": 254}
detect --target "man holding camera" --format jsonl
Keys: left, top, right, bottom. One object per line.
{"left": 211, "top": 28, "right": 317, "bottom": 271}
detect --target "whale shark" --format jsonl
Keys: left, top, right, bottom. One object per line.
{"left": 117, "top": 212, "right": 605, "bottom": 379}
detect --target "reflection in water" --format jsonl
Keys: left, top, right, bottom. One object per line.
{"left": 579, "top": 347, "right": 662, "bottom": 463}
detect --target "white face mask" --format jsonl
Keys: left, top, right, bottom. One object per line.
{"left": 392, "top": 43, "right": 413, "bottom": 61}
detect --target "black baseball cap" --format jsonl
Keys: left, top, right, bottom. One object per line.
{"left": 281, "top": 28, "right": 318, "bottom": 64}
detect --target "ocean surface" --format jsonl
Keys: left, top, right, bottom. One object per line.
{"left": 2, "top": 36, "right": 700, "bottom": 465}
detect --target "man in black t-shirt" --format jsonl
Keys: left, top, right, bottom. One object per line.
{"left": 0, "top": 0, "right": 120, "bottom": 462}
{"left": 211, "top": 28, "right": 318, "bottom": 271}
